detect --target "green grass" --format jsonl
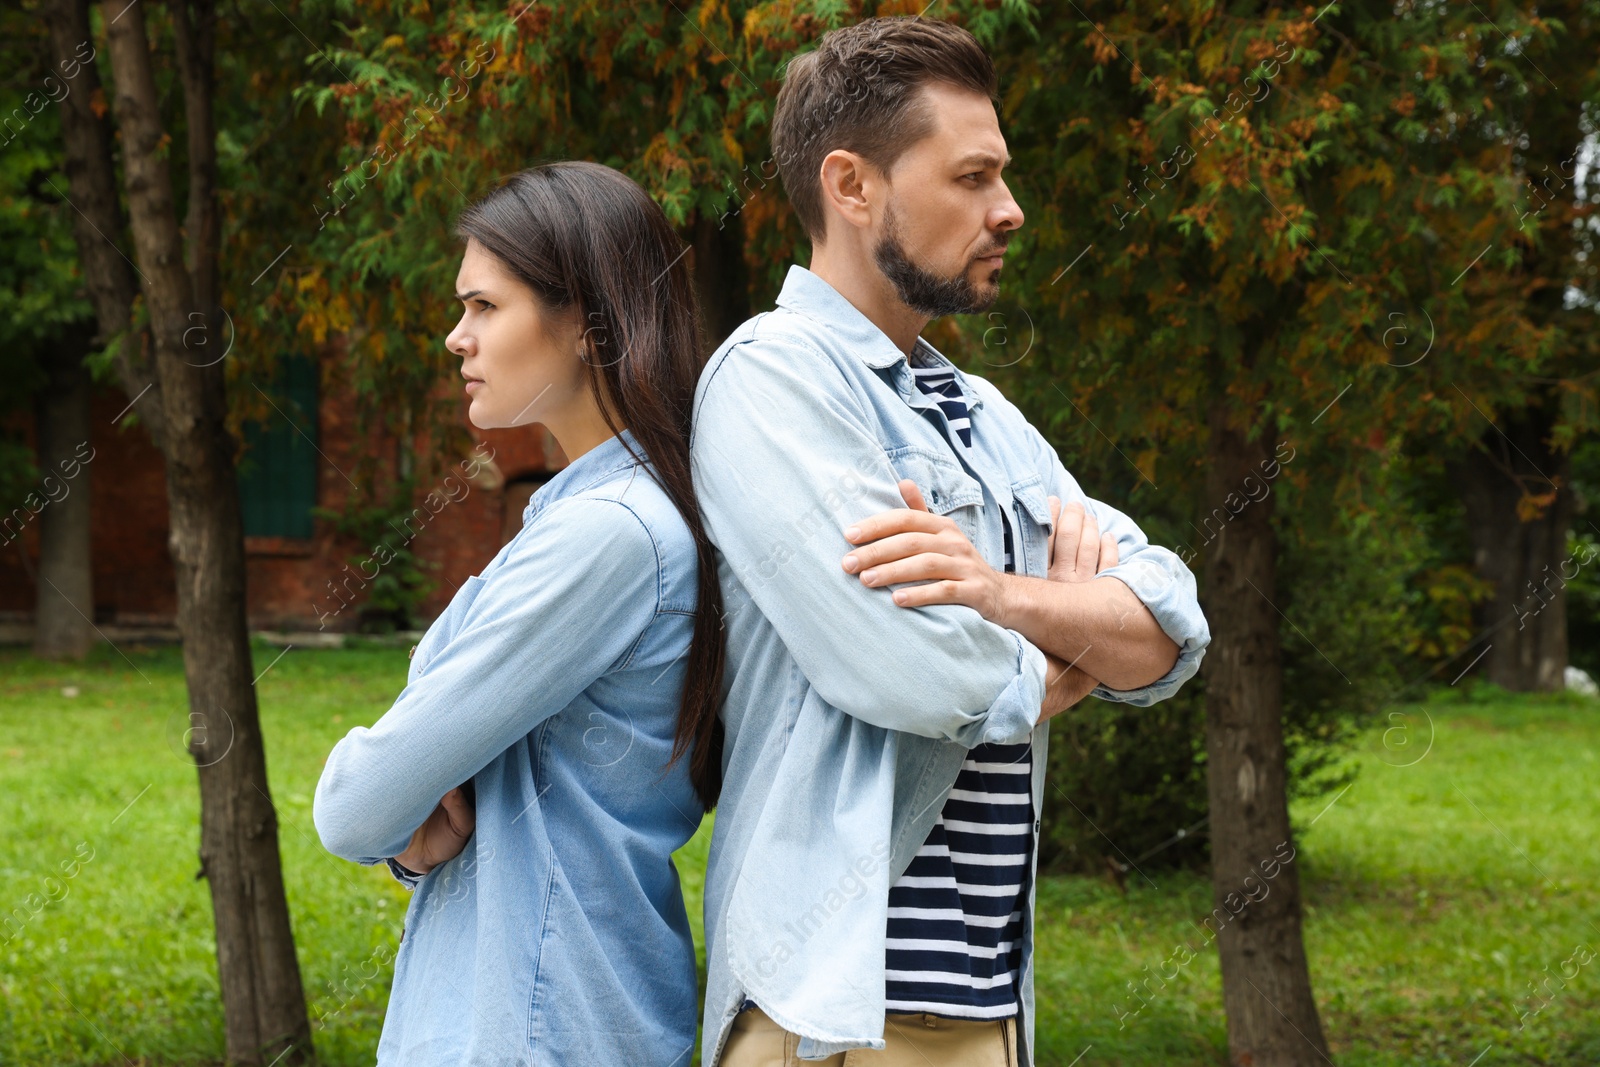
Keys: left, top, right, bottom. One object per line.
{"left": 1029, "top": 685, "right": 1600, "bottom": 1066}
{"left": 1, "top": 643, "right": 1596, "bottom": 1065}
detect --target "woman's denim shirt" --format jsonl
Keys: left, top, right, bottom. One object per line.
{"left": 313, "top": 429, "right": 705, "bottom": 1067}
{"left": 689, "top": 266, "right": 1211, "bottom": 1066}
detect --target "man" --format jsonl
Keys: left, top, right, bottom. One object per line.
{"left": 690, "top": 15, "right": 1210, "bottom": 1067}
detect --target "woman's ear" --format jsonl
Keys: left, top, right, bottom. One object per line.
{"left": 549, "top": 305, "right": 592, "bottom": 363}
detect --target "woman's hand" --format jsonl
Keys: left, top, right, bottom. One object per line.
{"left": 392, "top": 786, "right": 476, "bottom": 876}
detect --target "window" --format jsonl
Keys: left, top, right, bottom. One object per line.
{"left": 238, "top": 353, "right": 318, "bottom": 539}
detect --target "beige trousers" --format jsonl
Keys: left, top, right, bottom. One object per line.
{"left": 718, "top": 1004, "right": 1019, "bottom": 1067}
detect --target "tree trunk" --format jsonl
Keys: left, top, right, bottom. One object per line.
{"left": 691, "top": 208, "right": 751, "bottom": 353}
{"left": 56, "top": 0, "right": 314, "bottom": 1061}
{"left": 1202, "top": 408, "right": 1331, "bottom": 1066}
{"left": 40, "top": 0, "right": 162, "bottom": 444}
{"left": 1448, "top": 405, "right": 1572, "bottom": 691}
{"left": 32, "top": 325, "right": 97, "bottom": 659}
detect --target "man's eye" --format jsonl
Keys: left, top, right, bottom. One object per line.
{"left": 963, "top": 172, "right": 983, "bottom": 182}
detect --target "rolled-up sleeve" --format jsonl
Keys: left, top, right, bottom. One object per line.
{"left": 385, "top": 856, "right": 424, "bottom": 890}
{"left": 690, "top": 337, "right": 1045, "bottom": 747}
{"left": 312, "top": 497, "right": 662, "bottom": 864}
{"left": 1031, "top": 438, "right": 1210, "bottom": 706}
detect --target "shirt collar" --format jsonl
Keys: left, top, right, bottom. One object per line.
{"left": 522, "top": 427, "right": 644, "bottom": 523}
{"left": 773, "top": 264, "right": 982, "bottom": 410}
{"left": 773, "top": 264, "right": 919, "bottom": 371}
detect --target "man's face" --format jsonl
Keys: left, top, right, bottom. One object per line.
{"left": 870, "top": 82, "right": 1023, "bottom": 316}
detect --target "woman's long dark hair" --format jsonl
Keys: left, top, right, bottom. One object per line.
{"left": 454, "top": 161, "right": 725, "bottom": 809}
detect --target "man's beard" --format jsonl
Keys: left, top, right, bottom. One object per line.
{"left": 873, "top": 200, "right": 1001, "bottom": 317}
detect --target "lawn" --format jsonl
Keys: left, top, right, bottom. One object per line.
{"left": 1, "top": 641, "right": 1596, "bottom": 1065}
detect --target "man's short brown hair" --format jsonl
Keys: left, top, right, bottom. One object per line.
{"left": 771, "top": 16, "right": 998, "bottom": 244}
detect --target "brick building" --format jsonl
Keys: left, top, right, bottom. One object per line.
{"left": 0, "top": 345, "right": 567, "bottom": 636}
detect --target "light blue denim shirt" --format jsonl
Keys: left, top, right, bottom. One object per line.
{"left": 312, "top": 428, "right": 705, "bottom": 1066}
{"left": 690, "top": 265, "right": 1210, "bottom": 1066}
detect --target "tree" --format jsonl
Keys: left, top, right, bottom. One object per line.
{"left": 41, "top": 0, "right": 313, "bottom": 1059}
{"left": 273, "top": 0, "right": 1040, "bottom": 521}
{"left": 29, "top": 319, "right": 96, "bottom": 659}
{"left": 1441, "top": 0, "right": 1600, "bottom": 692}
{"left": 981, "top": 0, "right": 1586, "bottom": 1060}
{"left": 0, "top": 7, "right": 99, "bottom": 660}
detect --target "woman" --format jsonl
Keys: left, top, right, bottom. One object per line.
{"left": 312, "top": 161, "right": 725, "bottom": 1065}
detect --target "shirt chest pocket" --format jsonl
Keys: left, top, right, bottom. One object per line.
{"left": 1008, "top": 476, "right": 1055, "bottom": 578}
{"left": 884, "top": 445, "right": 987, "bottom": 550}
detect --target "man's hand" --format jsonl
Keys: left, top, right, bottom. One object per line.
{"left": 842, "top": 479, "right": 1119, "bottom": 720}
{"left": 840, "top": 481, "right": 1121, "bottom": 624}
{"left": 1041, "top": 497, "right": 1117, "bottom": 719}
{"left": 839, "top": 479, "right": 1009, "bottom": 622}
{"left": 392, "top": 786, "right": 475, "bottom": 876}
{"left": 1047, "top": 496, "right": 1120, "bottom": 582}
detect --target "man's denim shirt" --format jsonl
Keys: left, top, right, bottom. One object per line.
{"left": 690, "top": 265, "right": 1210, "bottom": 1066}
{"left": 313, "top": 429, "right": 705, "bottom": 1066}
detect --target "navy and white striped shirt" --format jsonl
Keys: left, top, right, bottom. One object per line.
{"left": 909, "top": 360, "right": 974, "bottom": 446}
{"left": 884, "top": 346, "right": 1033, "bottom": 1019}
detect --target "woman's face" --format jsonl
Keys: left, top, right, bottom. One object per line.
{"left": 447, "top": 239, "right": 586, "bottom": 431}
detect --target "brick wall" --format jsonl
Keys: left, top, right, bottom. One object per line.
{"left": 0, "top": 349, "right": 566, "bottom": 633}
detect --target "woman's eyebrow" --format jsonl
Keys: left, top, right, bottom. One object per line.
{"left": 455, "top": 289, "right": 485, "bottom": 302}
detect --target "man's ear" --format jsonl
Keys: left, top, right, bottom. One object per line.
{"left": 818, "top": 149, "right": 878, "bottom": 234}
